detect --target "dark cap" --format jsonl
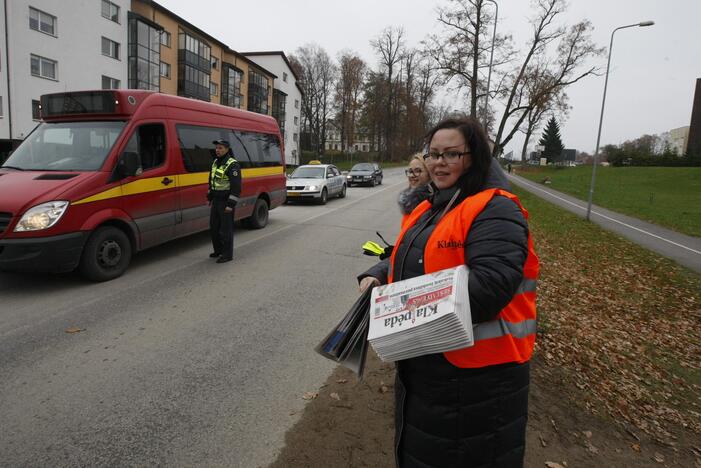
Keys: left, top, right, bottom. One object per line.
{"left": 212, "top": 139, "right": 230, "bottom": 147}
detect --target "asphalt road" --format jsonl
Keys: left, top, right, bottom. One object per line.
{"left": 508, "top": 173, "right": 701, "bottom": 274}
{"left": 0, "top": 168, "right": 407, "bottom": 467}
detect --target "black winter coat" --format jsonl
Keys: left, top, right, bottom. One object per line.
{"left": 360, "top": 159, "right": 531, "bottom": 468}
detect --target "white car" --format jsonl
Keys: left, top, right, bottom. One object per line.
{"left": 286, "top": 163, "right": 347, "bottom": 204}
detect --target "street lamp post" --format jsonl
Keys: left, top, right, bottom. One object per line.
{"left": 586, "top": 21, "right": 654, "bottom": 221}
{"left": 483, "top": 0, "right": 498, "bottom": 121}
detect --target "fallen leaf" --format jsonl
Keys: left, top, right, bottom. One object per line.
{"left": 631, "top": 443, "right": 641, "bottom": 452}
{"left": 379, "top": 385, "right": 390, "bottom": 394}
{"left": 539, "top": 433, "right": 547, "bottom": 448}
{"left": 583, "top": 430, "right": 592, "bottom": 439}
{"left": 302, "top": 392, "right": 318, "bottom": 400}
{"left": 336, "top": 379, "right": 348, "bottom": 384}
{"left": 330, "top": 392, "right": 341, "bottom": 401}
{"left": 544, "top": 462, "right": 565, "bottom": 468}
{"left": 653, "top": 453, "right": 664, "bottom": 463}
{"left": 584, "top": 441, "right": 599, "bottom": 454}
{"left": 65, "top": 327, "right": 85, "bottom": 333}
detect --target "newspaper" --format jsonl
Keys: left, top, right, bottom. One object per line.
{"left": 368, "top": 265, "right": 472, "bottom": 361}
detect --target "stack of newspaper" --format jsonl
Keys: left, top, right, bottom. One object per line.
{"left": 368, "top": 265, "right": 473, "bottom": 362}
{"left": 314, "top": 286, "right": 371, "bottom": 379}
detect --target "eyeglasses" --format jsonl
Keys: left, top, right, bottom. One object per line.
{"left": 423, "top": 151, "right": 470, "bottom": 164}
{"left": 405, "top": 168, "right": 424, "bottom": 176}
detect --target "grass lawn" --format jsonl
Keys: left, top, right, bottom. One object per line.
{"left": 514, "top": 185, "right": 701, "bottom": 443}
{"left": 515, "top": 165, "right": 701, "bottom": 237}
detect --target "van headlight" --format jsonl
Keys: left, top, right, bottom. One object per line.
{"left": 14, "top": 201, "right": 70, "bottom": 232}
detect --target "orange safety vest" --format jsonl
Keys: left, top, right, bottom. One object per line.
{"left": 388, "top": 188, "right": 539, "bottom": 368}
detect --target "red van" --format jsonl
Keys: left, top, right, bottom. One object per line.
{"left": 0, "top": 90, "right": 286, "bottom": 281}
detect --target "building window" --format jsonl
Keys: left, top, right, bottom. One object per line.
{"left": 222, "top": 64, "right": 243, "bottom": 108}
{"left": 211, "top": 56, "right": 218, "bottom": 70}
{"left": 293, "top": 133, "right": 298, "bottom": 142}
{"left": 272, "top": 89, "right": 287, "bottom": 135}
{"left": 210, "top": 82, "right": 218, "bottom": 96}
{"left": 160, "top": 61, "right": 171, "bottom": 78}
{"left": 101, "top": 75, "right": 120, "bottom": 89}
{"left": 0, "top": 96, "right": 3, "bottom": 117}
{"left": 294, "top": 116, "right": 298, "bottom": 126}
{"left": 102, "top": 37, "right": 120, "bottom": 60}
{"left": 101, "top": 0, "right": 120, "bottom": 23}
{"left": 29, "top": 7, "right": 56, "bottom": 36}
{"left": 128, "top": 18, "right": 161, "bottom": 91}
{"left": 248, "top": 70, "right": 269, "bottom": 115}
{"left": 283, "top": 72, "right": 288, "bottom": 83}
{"left": 30, "top": 54, "right": 57, "bottom": 80}
{"left": 295, "top": 99, "right": 299, "bottom": 109}
{"left": 32, "top": 100, "right": 41, "bottom": 120}
{"left": 177, "top": 31, "right": 211, "bottom": 101}
{"left": 160, "top": 30, "right": 171, "bottom": 47}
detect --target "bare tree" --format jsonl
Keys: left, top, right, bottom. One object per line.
{"left": 518, "top": 63, "right": 570, "bottom": 161}
{"left": 427, "top": 0, "right": 602, "bottom": 156}
{"left": 371, "top": 26, "right": 405, "bottom": 160}
{"left": 335, "top": 51, "right": 367, "bottom": 152}
{"left": 424, "top": 0, "right": 513, "bottom": 120}
{"left": 289, "top": 44, "right": 338, "bottom": 156}
{"left": 492, "top": 1, "right": 603, "bottom": 156}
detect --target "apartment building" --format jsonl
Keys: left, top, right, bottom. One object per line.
{"left": 130, "top": 0, "right": 275, "bottom": 115}
{"left": 0, "top": 0, "right": 129, "bottom": 159}
{"left": 242, "top": 51, "right": 303, "bottom": 165}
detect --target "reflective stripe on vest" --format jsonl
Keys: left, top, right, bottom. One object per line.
{"left": 388, "top": 188, "right": 540, "bottom": 369}
{"left": 210, "top": 157, "right": 237, "bottom": 191}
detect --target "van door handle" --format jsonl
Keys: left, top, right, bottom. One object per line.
{"left": 161, "top": 177, "right": 173, "bottom": 186}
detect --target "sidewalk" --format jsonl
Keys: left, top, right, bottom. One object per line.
{"left": 507, "top": 173, "right": 701, "bottom": 273}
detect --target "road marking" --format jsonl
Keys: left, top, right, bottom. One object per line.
{"left": 510, "top": 175, "right": 701, "bottom": 256}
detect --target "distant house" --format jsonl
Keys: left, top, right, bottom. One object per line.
{"left": 324, "top": 121, "right": 378, "bottom": 153}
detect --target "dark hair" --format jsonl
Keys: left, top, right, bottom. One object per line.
{"left": 425, "top": 117, "right": 492, "bottom": 196}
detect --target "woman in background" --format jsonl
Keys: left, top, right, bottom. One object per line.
{"left": 397, "top": 154, "right": 432, "bottom": 219}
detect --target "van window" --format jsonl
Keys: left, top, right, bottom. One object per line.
{"left": 176, "top": 125, "right": 225, "bottom": 172}
{"left": 236, "top": 131, "right": 282, "bottom": 167}
{"left": 121, "top": 123, "right": 166, "bottom": 172}
{"left": 229, "top": 130, "right": 253, "bottom": 168}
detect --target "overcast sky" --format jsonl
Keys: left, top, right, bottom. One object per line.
{"left": 159, "top": 0, "right": 701, "bottom": 157}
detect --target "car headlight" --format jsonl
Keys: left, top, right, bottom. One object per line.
{"left": 307, "top": 185, "right": 319, "bottom": 191}
{"left": 14, "top": 201, "right": 70, "bottom": 232}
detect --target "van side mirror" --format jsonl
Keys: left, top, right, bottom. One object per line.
{"left": 118, "top": 151, "right": 141, "bottom": 178}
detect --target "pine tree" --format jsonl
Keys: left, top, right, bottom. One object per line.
{"left": 538, "top": 116, "right": 565, "bottom": 162}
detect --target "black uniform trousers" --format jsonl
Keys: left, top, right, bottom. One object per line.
{"left": 210, "top": 198, "right": 235, "bottom": 260}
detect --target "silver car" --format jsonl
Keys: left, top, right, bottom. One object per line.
{"left": 286, "top": 164, "right": 347, "bottom": 205}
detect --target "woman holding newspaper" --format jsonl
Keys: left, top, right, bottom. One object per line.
{"left": 359, "top": 117, "right": 538, "bottom": 468}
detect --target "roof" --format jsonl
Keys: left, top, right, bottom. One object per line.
{"left": 241, "top": 51, "right": 304, "bottom": 96}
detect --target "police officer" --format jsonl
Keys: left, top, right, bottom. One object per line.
{"left": 207, "top": 139, "right": 241, "bottom": 263}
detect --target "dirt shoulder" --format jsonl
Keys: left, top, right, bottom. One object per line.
{"left": 269, "top": 351, "right": 698, "bottom": 468}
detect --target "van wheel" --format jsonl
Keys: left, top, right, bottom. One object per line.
{"left": 318, "top": 188, "right": 328, "bottom": 205}
{"left": 79, "top": 226, "right": 132, "bottom": 281}
{"left": 247, "top": 198, "right": 269, "bottom": 229}
{"left": 370, "top": 177, "right": 376, "bottom": 187}
{"left": 338, "top": 184, "right": 346, "bottom": 198}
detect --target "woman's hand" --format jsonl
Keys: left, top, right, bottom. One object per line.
{"left": 359, "top": 276, "right": 381, "bottom": 293}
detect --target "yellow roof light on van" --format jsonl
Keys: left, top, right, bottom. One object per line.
{"left": 308, "top": 160, "right": 321, "bottom": 164}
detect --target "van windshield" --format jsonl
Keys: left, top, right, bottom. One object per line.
{"left": 2, "top": 121, "right": 126, "bottom": 171}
